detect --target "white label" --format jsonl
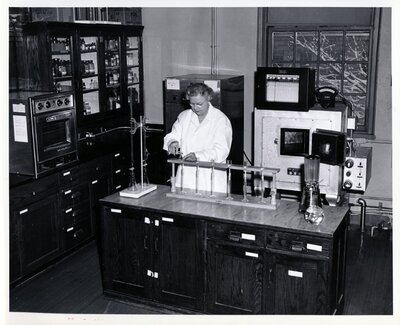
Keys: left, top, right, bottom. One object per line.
{"left": 162, "top": 217, "right": 174, "bottom": 223}
{"left": 166, "top": 78, "right": 180, "bottom": 90}
{"left": 114, "top": 153, "right": 120, "bottom": 157}
{"left": 288, "top": 270, "right": 303, "bottom": 278}
{"left": 245, "top": 252, "right": 259, "bottom": 258}
{"left": 153, "top": 272, "right": 159, "bottom": 279}
{"left": 63, "top": 171, "right": 71, "bottom": 176}
{"left": 307, "top": 243, "right": 322, "bottom": 252}
{"left": 13, "top": 103, "right": 26, "bottom": 113}
{"left": 65, "top": 208, "right": 73, "bottom": 214}
{"left": 111, "top": 208, "right": 122, "bottom": 214}
{"left": 147, "top": 270, "right": 153, "bottom": 277}
{"left": 19, "top": 208, "right": 28, "bottom": 215}
{"left": 64, "top": 190, "right": 72, "bottom": 195}
{"left": 154, "top": 220, "right": 160, "bottom": 226}
{"left": 115, "top": 169, "right": 121, "bottom": 174}
{"left": 204, "top": 80, "right": 220, "bottom": 93}
{"left": 91, "top": 180, "right": 98, "bottom": 184}
{"left": 241, "top": 233, "right": 256, "bottom": 241}
{"left": 115, "top": 185, "right": 121, "bottom": 190}
{"left": 13, "top": 115, "right": 28, "bottom": 143}
{"left": 144, "top": 217, "right": 151, "bottom": 224}
{"left": 67, "top": 227, "right": 74, "bottom": 232}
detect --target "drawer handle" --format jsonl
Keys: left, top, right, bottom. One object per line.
{"left": 19, "top": 208, "right": 29, "bottom": 215}
{"left": 144, "top": 217, "right": 151, "bottom": 224}
{"left": 306, "top": 243, "right": 322, "bottom": 252}
{"left": 162, "top": 217, "right": 174, "bottom": 223}
{"left": 154, "top": 220, "right": 159, "bottom": 227}
{"left": 67, "top": 226, "right": 74, "bottom": 232}
{"left": 115, "top": 185, "right": 121, "bottom": 190}
{"left": 63, "top": 171, "right": 71, "bottom": 176}
{"left": 111, "top": 208, "right": 122, "bottom": 214}
{"left": 228, "top": 231, "right": 241, "bottom": 242}
{"left": 91, "top": 180, "right": 98, "bottom": 185}
{"left": 115, "top": 169, "right": 121, "bottom": 174}
{"left": 288, "top": 270, "right": 303, "bottom": 278}
{"left": 64, "top": 189, "right": 72, "bottom": 195}
{"left": 114, "top": 153, "right": 120, "bottom": 157}
{"left": 65, "top": 208, "right": 73, "bottom": 214}
{"left": 241, "top": 233, "right": 256, "bottom": 241}
{"left": 245, "top": 251, "right": 259, "bottom": 258}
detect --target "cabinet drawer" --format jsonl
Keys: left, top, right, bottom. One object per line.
{"left": 87, "top": 157, "right": 111, "bottom": 179}
{"left": 266, "top": 231, "right": 331, "bottom": 258}
{"left": 63, "top": 218, "right": 92, "bottom": 251}
{"left": 59, "top": 166, "right": 86, "bottom": 188}
{"left": 62, "top": 202, "right": 90, "bottom": 226}
{"left": 112, "top": 151, "right": 130, "bottom": 170}
{"left": 10, "top": 174, "right": 58, "bottom": 208}
{"left": 59, "top": 184, "right": 89, "bottom": 208}
{"left": 207, "top": 222, "right": 265, "bottom": 247}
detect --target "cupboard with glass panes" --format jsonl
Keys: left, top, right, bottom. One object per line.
{"left": 22, "top": 21, "right": 144, "bottom": 132}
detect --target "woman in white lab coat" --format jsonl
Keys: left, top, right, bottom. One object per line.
{"left": 163, "top": 83, "right": 232, "bottom": 194}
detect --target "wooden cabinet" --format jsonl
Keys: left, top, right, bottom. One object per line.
{"left": 100, "top": 206, "right": 204, "bottom": 311}
{"left": 22, "top": 21, "right": 144, "bottom": 131}
{"left": 99, "top": 187, "right": 349, "bottom": 315}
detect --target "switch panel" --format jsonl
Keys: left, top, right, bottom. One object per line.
{"left": 287, "top": 167, "right": 302, "bottom": 176}
{"left": 342, "top": 147, "right": 372, "bottom": 192}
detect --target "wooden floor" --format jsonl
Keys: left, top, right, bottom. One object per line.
{"left": 9, "top": 224, "right": 393, "bottom": 315}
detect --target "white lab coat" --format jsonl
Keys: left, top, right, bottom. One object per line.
{"left": 163, "top": 104, "right": 232, "bottom": 193}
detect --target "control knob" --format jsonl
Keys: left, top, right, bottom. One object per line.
{"left": 343, "top": 180, "right": 353, "bottom": 189}
{"left": 64, "top": 97, "right": 70, "bottom": 106}
{"left": 57, "top": 99, "right": 63, "bottom": 106}
{"left": 45, "top": 101, "right": 51, "bottom": 109}
{"left": 345, "top": 159, "right": 354, "bottom": 168}
{"left": 37, "top": 102, "right": 44, "bottom": 110}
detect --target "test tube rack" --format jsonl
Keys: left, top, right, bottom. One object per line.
{"left": 166, "top": 158, "right": 280, "bottom": 210}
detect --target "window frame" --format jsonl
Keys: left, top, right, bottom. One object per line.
{"left": 258, "top": 8, "right": 381, "bottom": 137}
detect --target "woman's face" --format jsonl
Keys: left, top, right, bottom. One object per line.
{"left": 189, "top": 94, "right": 210, "bottom": 119}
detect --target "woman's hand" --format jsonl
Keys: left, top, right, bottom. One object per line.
{"left": 168, "top": 141, "right": 180, "bottom": 155}
{"left": 183, "top": 152, "right": 197, "bottom": 162}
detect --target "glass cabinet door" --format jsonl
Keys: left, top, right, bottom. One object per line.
{"left": 79, "top": 36, "right": 100, "bottom": 116}
{"left": 104, "top": 36, "right": 122, "bottom": 112}
{"left": 126, "top": 36, "right": 140, "bottom": 107}
{"left": 51, "top": 35, "right": 73, "bottom": 92}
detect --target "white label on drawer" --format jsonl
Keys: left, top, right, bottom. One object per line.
{"left": 13, "top": 115, "right": 28, "bottom": 142}
{"left": 166, "top": 78, "right": 180, "bottom": 90}
{"left": 245, "top": 252, "right": 259, "bottom": 258}
{"left": 19, "top": 208, "right": 28, "bottom": 215}
{"left": 63, "top": 171, "right": 71, "bottom": 176}
{"left": 153, "top": 272, "right": 159, "bottom": 279}
{"left": 114, "top": 153, "right": 120, "bottom": 157}
{"left": 115, "top": 169, "right": 121, "bottom": 174}
{"left": 91, "top": 180, "right": 98, "bottom": 185}
{"left": 288, "top": 270, "right": 303, "bottom": 278}
{"left": 64, "top": 190, "right": 72, "bottom": 195}
{"left": 65, "top": 208, "right": 73, "bottom": 214}
{"left": 13, "top": 103, "right": 26, "bottom": 113}
{"left": 241, "top": 233, "right": 256, "bottom": 241}
{"left": 115, "top": 185, "right": 122, "bottom": 190}
{"left": 111, "top": 208, "right": 122, "bottom": 214}
{"left": 154, "top": 220, "right": 160, "bottom": 226}
{"left": 162, "top": 217, "right": 174, "bottom": 223}
{"left": 67, "top": 227, "right": 74, "bottom": 232}
{"left": 144, "top": 217, "right": 151, "bottom": 224}
{"left": 306, "top": 243, "right": 322, "bottom": 252}
{"left": 147, "top": 270, "right": 153, "bottom": 277}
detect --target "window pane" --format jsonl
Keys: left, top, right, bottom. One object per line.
{"left": 345, "top": 31, "right": 370, "bottom": 61}
{"left": 272, "top": 32, "right": 294, "bottom": 62}
{"left": 344, "top": 63, "right": 368, "bottom": 93}
{"left": 320, "top": 31, "right": 343, "bottom": 61}
{"left": 347, "top": 94, "right": 367, "bottom": 127}
{"left": 295, "top": 31, "right": 318, "bottom": 61}
{"left": 319, "top": 63, "right": 342, "bottom": 89}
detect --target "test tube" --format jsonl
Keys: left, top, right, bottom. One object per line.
{"left": 210, "top": 160, "right": 215, "bottom": 197}
{"left": 226, "top": 160, "right": 232, "bottom": 200}
{"left": 260, "top": 167, "right": 265, "bottom": 203}
{"left": 195, "top": 161, "right": 199, "bottom": 195}
{"left": 180, "top": 162, "right": 184, "bottom": 193}
{"left": 242, "top": 162, "right": 248, "bottom": 202}
{"left": 171, "top": 162, "right": 176, "bottom": 193}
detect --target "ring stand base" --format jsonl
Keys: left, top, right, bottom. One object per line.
{"left": 120, "top": 184, "right": 157, "bottom": 198}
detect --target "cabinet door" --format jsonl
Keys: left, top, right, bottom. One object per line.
{"left": 89, "top": 175, "right": 110, "bottom": 235}
{"left": 206, "top": 242, "right": 264, "bottom": 314}
{"left": 16, "top": 194, "right": 61, "bottom": 275}
{"left": 154, "top": 215, "right": 203, "bottom": 310}
{"left": 266, "top": 254, "right": 328, "bottom": 314}
{"left": 101, "top": 207, "right": 151, "bottom": 299}
{"left": 125, "top": 34, "right": 142, "bottom": 119}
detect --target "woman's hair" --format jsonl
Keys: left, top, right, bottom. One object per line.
{"left": 185, "top": 83, "right": 214, "bottom": 99}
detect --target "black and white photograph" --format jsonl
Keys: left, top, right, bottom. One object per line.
{"left": 2, "top": 1, "right": 399, "bottom": 324}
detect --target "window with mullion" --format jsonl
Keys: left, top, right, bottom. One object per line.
{"left": 270, "top": 28, "right": 371, "bottom": 131}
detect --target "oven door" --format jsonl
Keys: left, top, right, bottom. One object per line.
{"left": 34, "top": 110, "right": 77, "bottom": 163}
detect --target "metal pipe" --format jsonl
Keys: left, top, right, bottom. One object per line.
{"left": 357, "top": 198, "right": 367, "bottom": 234}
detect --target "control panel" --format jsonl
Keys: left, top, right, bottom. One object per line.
{"left": 287, "top": 167, "right": 301, "bottom": 176}
{"left": 33, "top": 93, "right": 74, "bottom": 114}
{"left": 342, "top": 147, "right": 372, "bottom": 192}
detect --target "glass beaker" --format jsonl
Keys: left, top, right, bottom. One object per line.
{"left": 304, "top": 187, "right": 324, "bottom": 225}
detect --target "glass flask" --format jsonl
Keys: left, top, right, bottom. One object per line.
{"left": 304, "top": 186, "right": 324, "bottom": 225}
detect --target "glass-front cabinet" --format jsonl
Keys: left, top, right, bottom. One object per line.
{"left": 23, "top": 22, "right": 144, "bottom": 132}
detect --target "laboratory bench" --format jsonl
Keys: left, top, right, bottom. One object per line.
{"left": 99, "top": 185, "right": 349, "bottom": 315}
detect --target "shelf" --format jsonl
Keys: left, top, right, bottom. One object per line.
{"left": 127, "top": 82, "right": 140, "bottom": 86}
{"left": 105, "top": 49, "right": 120, "bottom": 53}
{"left": 106, "top": 83, "right": 121, "bottom": 88}
{"left": 81, "top": 73, "right": 99, "bottom": 79}
{"left": 54, "top": 76, "right": 73, "bottom": 81}
{"left": 127, "top": 65, "right": 139, "bottom": 69}
{"left": 51, "top": 51, "right": 71, "bottom": 55}
{"left": 105, "top": 66, "right": 120, "bottom": 70}
{"left": 80, "top": 49, "right": 98, "bottom": 54}
{"left": 82, "top": 88, "right": 99, "bottom": 94}
{"left": 126, "top": 48, "right": 139, "bottom": 51}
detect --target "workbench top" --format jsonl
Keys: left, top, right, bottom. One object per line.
{"left": 100, "top": 185, "right": 349, "bottom": 238}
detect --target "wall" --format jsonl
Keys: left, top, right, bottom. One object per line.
{"left": 142, "top": 7, "right": 392, "bottom": 208}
